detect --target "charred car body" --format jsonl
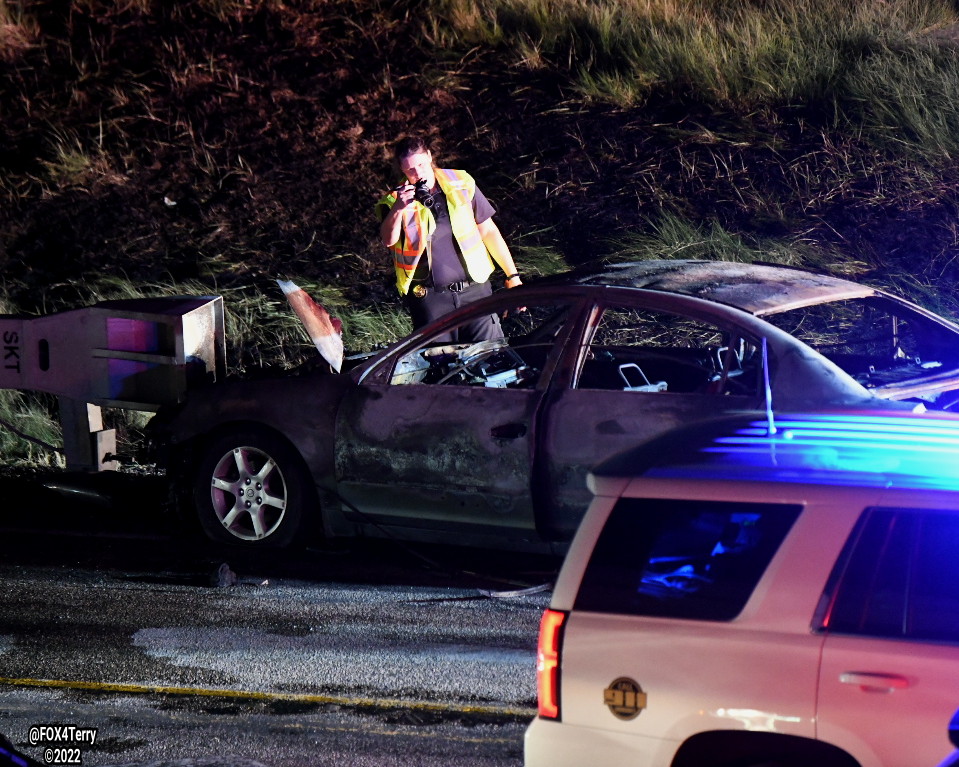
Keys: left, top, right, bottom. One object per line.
{"left": 144, "top": 260, "right": 959, "bottom": 552}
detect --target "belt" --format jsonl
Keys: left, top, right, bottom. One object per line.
{"left": 409, "top": 280, "right": 478, "bottom": 298}
{"left": 440, "top": 280, "right": 476, "bottom": 293}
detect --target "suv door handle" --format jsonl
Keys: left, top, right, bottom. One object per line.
{"left": 491, "top": 423, "right": 527, "bottom": 440}
{"left": 839, "top": 672, "right": 911, "bottom": 692}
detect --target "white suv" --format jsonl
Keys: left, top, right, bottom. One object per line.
{"left": 525, "top": 411, "right": 959, "bottom": 767}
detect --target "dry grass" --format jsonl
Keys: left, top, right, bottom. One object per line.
{"left": 4, "top": 0, "right": 959, "bottom": 460}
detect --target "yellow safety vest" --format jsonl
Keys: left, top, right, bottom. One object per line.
{"left": 375, "top": 168, "right": 496, "bottom": 295}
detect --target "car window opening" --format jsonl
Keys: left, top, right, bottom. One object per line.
{"left": 765, "top": 296, "right": 959, "bottom": 408}
{"left": 576, "top": 305, "right": 761, "bottom": 397}
{"left": 389, "top": 303, "right": 572, "bottom": 388}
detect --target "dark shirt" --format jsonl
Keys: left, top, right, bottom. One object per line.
{"left": 413, "top": 184, "right": 496, "bottom": 287}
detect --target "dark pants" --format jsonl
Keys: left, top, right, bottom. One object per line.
{"left": 404, "top": 280, "right": 503, "bottom": 343}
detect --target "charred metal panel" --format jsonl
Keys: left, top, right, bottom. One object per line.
{"left": 334, "top": 382, "right": 539, "bottom": 532}
{"left": 560, "top": 260, "right": 874, "bottom": 315}
{"left": 538, "top": 388, "right": 761, "bottom": 540}
{"left": 152, "top": 369, "right": 352, "bottom": 490}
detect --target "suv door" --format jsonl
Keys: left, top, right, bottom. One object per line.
{"left": 817, "top": 506, "right": 959, "bottom": 767}
{"left": 556, "top": 497, "right": 815, "bottom": 751}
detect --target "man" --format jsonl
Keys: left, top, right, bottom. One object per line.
{"left": 375, "top": 136, "right": 522, "bottom": 341}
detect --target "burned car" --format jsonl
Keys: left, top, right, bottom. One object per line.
{"left": 147, "top": 260, "right": 959, "bottom": 553}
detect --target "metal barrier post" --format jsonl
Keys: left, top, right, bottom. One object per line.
{"left": 57, "top": 397, "right": 117, "bottom": 472}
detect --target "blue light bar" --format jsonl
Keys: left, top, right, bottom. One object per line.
{"left": 649, "top": 412, "right": 959, "bottom": 491}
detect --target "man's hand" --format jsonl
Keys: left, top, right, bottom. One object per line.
{"left": 381, "top": 184, "right": 416, "bottom": 246}
{"left": 503, "top": 274, "right": 525, "bottom": 313}
{"left": 392, "top": 183, "right": 416, "bottom": 210}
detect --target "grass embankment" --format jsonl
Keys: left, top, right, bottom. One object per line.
{"left": 1, "top": 0, "right": 959, "bottom": 461}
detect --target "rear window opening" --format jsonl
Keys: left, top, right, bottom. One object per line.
{"left": 574, "top": 498, "right": 802, "bottom": 621}
{"left": 763, "top": 297, "right": 959, "bottom": 398}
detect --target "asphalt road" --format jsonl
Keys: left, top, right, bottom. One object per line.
{"left": 0, "top": 469, "right": 560, "bottom": 766}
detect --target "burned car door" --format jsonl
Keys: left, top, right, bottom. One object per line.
{"left": 333, "top": 295, "right": 578, "bottom": 546}
{"left": 537, "top": 296, "right": 765, "bottom": 540}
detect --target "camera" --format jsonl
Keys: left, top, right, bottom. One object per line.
{"left": 413, "top": 179, "right": 432, "bottom": 205}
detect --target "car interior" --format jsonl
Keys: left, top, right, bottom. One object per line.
{"left": 575, "top": 306, "right": 761, "bottom": 396}
{"left": 389, "top": 303, "right": 572, "bottom": 388}
{"left": 766, "top": 296, "right": 959, "bottom": 393}
{"left": 388, "top": 301, "right": 763, "bottom": 396}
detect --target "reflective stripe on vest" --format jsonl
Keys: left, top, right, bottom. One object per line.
{"left": 396, "top": 205, "right": 432, "bottom": 268}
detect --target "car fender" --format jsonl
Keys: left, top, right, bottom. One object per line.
{"left": 148, "top": 369, "right": 354, "bottom": 490}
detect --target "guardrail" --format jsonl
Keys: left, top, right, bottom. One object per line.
{"left": 0, "top": 296, "right": 225, "bottom": 471}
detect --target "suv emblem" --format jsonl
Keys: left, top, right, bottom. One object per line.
{"left": 604, "top": 677, "right": 647, "bottom": 720}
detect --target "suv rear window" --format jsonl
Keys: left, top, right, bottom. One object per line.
{"left": 574, "top": 498, "right": 801, "bottom": 621}
{"left": 823, "top": 507, "right": 959, "bottom": 643}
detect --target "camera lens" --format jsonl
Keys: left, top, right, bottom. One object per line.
{"left": 413, "top": 179, "right": 431, "bottom": 204}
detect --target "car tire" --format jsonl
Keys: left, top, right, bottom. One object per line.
{"left": 191, "top": 427, "right": 315, "bottom": 549}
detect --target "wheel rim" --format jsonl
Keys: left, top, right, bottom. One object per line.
{"left": 209, "top": 444, "right": 288, "bottom": 541}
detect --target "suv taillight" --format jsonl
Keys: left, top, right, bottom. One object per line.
{"left": 537, "top": 608, "right": 568, "bottom": 720}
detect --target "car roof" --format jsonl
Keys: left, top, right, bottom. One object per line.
{"left": 592, "top": 410, "right": 959, "bottom": 492}
{"left": 546, "top": 259, "right": 876, "bottom": 314}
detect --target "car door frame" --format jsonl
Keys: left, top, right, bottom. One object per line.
{"left": 815, "top": 495, "right": 959, "bottom": 767}
{"left": 531, "top": 287, "right": 769, "bottom": 541}
{"left": 333, "top": 286, "right": 589, "bottom": 546}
